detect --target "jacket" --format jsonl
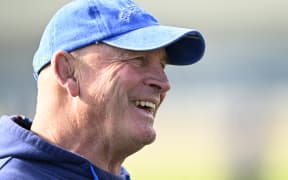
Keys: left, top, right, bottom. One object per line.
{"left": 0, "top": 115, "right": 131, "bottom": 180}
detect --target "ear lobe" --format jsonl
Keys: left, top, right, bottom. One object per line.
{"left": 51, "top": 50, "right": 79, "bottom": 97}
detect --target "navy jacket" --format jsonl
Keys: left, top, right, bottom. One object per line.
{"left": 0, "top": 115, "right": 131, "bottom": 180}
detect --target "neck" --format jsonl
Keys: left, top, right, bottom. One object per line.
{"left": 31, "top": 105, "right": 128, "bottom": 176}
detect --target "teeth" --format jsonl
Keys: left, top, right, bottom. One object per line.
{"left": 141, "top": 101, "right": 145, "bottom": 107}
{"left": 135, "top": 100, "right": 156, "bottom": 109}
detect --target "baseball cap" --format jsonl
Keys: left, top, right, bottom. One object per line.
{"left": 33, "top": 0, "right": 205, "bottom": 80}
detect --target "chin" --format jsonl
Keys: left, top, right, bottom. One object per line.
{"left": 137, "top": 127, "right": 157, "bottom": 146}
{"left": 144, "top": 134, "right": 156, "bottom": 145}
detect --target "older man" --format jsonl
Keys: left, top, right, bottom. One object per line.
{"left": 0, "top": 0, "right": 205, "bottom": 179}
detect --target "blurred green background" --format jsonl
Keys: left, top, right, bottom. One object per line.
{"left": 0, "top": 0, "right": 287, "bottom": 179}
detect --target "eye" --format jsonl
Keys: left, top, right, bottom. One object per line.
{"left": 128, "top": 56, "right": 148, "bottom": 67}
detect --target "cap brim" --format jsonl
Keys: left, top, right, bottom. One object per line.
{"left": 102, "top": 25, "right": 205, "bottom": 65}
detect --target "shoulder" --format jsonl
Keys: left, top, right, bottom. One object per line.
{"left": 0, "top": 157, "right": 91, "bottom": 180}
{"left": 0, "top": 157, "right": 62, "bottom": 180}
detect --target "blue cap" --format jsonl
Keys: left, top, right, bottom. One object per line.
{"left": 33, "top": 0, "right": 205, "bottom": 79}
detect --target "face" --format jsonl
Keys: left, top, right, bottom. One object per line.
{"left": 74, "top": 44, "right": 170, "bottom": 151}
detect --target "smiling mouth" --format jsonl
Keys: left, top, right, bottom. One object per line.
{"left": 135, "top": 100, "right": 156, "bottom": 114}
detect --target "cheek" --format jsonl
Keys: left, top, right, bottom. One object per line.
{"left": 118, "top": 66, "right": 144, "bottom": 91}
{"left": 90, "top": 65, "right": 131, "bottom": 117}
{"left": 105, "top": 79, "right": 129, "bottom": 119}
{"left": 80, "top": 64, "right": 124, "bottom": 102}
{"left": 79, "top": 63, "right": 144, "bottom": 122}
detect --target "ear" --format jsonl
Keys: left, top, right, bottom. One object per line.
{"left": 51, "top": 50, "right": 79, "bottom": 97}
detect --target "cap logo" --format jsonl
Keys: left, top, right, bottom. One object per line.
{"left": 119, "top": 1, "right": 142, "bottom": 23}
{"left": 88, "top": 6, "right": 100, "bottom": 19}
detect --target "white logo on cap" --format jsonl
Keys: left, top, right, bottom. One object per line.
{"left": 119, "top": 1, "right": 142, "bottom": 23}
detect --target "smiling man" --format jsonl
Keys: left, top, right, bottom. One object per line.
{"left": 0, "top": 0, "right": 205, "bottom": 179}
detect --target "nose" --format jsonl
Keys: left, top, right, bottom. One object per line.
{"left": 144, "top": 65, "right": 171, "bottom": 93}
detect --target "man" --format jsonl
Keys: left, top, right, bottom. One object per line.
{"left": 0, "top": 0, "right": 205, "bottom": 179}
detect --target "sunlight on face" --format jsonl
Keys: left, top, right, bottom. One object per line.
{"left": 73, "top": 43, "right": 170, "bottom": 150}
